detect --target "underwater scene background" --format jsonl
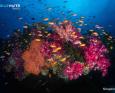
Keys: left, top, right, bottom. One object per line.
{"left": 0, "top": 0, "right": 115, "bottom": 93}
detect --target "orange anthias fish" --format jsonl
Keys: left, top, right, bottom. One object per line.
{"left": 43, "top": 18, "right": 49, "bottom": 21}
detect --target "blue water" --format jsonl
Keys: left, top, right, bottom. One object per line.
{"left": 0, "top": 0, "right": 115, "bottom": 38}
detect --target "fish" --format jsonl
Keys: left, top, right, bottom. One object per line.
{"left": 81, "top": 16, "right": 85, "bottom": 19}
{"left": 95, "top": 25, "right": 103, "bottom": 29}
{"left": 35, "top": 39, "right": 41, "bottom": 41}
{"left": 47, "top": 7, "right": 52, "bottom": 11}
{"left": 17, "top": 17, "right": 23, "bottom": 20}
{"left": 50, "top": 45, "right": 56, "bottom": 48}
{"left": 52, "top": 47, "right": 62, "bottom": 53}
{"left": 80, "top": 43, "right": 86, "bottom": 47}
{"left": 74, "top": 41, "right": 81, "bottom": 45}
{"left": 89, "top": 29, "right": 94, "bottom": 32}
{"left": 92, "top": 32, "right": 99, "bottom": 36}
{"left": 23, "top": 25, "right": 28, "bottom": 29}
{"left": 78, "top": 20, "right": 84, "bottom": 23}
{"left": 43, "top": 18, "right": 49, "bottom": 21}
{"left": 60, "top": 57, "right": 67, "bottom": 62}
{"left": 72, "top": 13, "right": 77, "bottom": 16}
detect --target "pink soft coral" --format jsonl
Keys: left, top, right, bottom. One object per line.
{"left": 51, "top": 20, "right": 82, "bottom": 45}
{"left": 64, "top": 62, "right": 84, "bottom": 80}
{"left": 84, "top": 37, "right": 111, "bottom": 76}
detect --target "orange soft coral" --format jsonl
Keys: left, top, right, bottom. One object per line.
{"left": 22, "top": 39, "right": 45, "bottom": 75}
